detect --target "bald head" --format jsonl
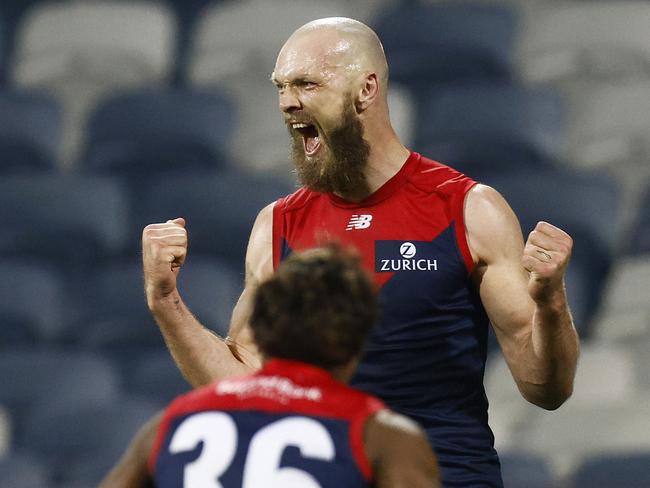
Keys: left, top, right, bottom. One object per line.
{"left": 292, "top": 17, "right": 388, "bottom": 87}
{"left": 274, "top": 17, "right": 389, "bottom": 101}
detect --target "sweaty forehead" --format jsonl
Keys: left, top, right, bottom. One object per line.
{"left": 274, "top": 30, "right": 352, "bottom": 81}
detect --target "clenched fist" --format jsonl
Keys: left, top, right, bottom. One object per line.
{"left": 522, "top": 221, "right": 573, "bottom": 304}
{"left": 142, "top": 218, "right": 188, "bottom": 306}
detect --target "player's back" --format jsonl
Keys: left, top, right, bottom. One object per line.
{"left": 148, "top": 359, "right": 383, "bottom": 488}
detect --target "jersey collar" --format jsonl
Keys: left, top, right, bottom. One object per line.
{"left": 327, "top": 151, "right": 421, "bottom": 208}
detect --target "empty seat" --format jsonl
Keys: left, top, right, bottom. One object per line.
{"left": 415, "top": 83, "right": 567, "bottom": 175}
{"left": 571, "top": 452, "right": 650, "bottom": 488}
{"left": 515, "top": 391, "right": 650, "bottom": 478}
{"left": 83, "top": 88, "right": 236, "bottom": 175}
{"left": 519, "top": 2, "right": 650, "bottom": 84}
{"left": 125, "top": 349, "right": 191, "bottom": 403}
{"left": 136, "top": 170, "right": 293, "bottom": 262}
{"left": 0, "top": 348, "right": 120, "bottom": 437}
{"left": 20, "top": 396, "right": 161, "bottom": 486}
{"left": 629, "top": 184, "right": 650, "bottom": 255}
{"left": 499, "top": 452, "right": 558, "bottom": 488}
{"left": 0, "top": 452, "right": 51, "bottom": 488}
{"left": 0, "top": 174, "right": 130, "bottom": 268}
{"left": 11, "top": 1, "right": 176, "bottom": 165}
{"left": 373, "top": 3, "right": 518, "bottom": 91}
{"left": 187, "top": 0, "right": 353, "bottom": 86}
{"left": 73, "top": 256, "right": 241, "bottom": 349}
{"left": 0, "top": 259, "right": 67, "bottom": 344}
{"left": 0, "top": 90, "right": 61, "bottom": 173}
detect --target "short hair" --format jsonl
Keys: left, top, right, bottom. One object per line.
{"left": 250, "top": 244, "right": 378, "bottom": 369}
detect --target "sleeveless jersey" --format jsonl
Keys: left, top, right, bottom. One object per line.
{"left": 272, "top": 152, "right": 502, "bottom": 487}
{"left": 148, "top": 359, "right": 384, "bottom": 488}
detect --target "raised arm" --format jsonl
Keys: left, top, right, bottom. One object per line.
{"left": 365, "top": 410, "right": 441, "bottom": 488}
{"left": 465, "top": 184, "right": 579, "bottom": 410}
{"left": 142, "top": 204, "right": 274, "bottom": 387}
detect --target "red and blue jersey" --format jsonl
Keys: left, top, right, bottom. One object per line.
{"left": 272, "top": 152, "right": 502, "bottom": 487}
{"left": 149, "top": 359, "right": 384, "bottom": 488}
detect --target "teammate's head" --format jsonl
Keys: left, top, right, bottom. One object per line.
{"left": 250, "top": 244, "right": 378, "bottom": 372}
{"left": 272, "top": 18, "right": 389, "bottom": 199}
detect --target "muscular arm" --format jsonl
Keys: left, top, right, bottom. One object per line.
{"left": 466, "top": 185, "right": 579, "bottom": 410}
{"left": 143, "top": 204, "right": 274, "bottom": 387}
{"left": 97, "top": 413, "right": 161, "bottom": 488}
{"left": 365, "top": 410, "right": 440, "bottom": 488}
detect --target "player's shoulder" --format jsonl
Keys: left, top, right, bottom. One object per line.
{"left": 409, "top": 152, "right": 477, "bottom": 197}
{"left": 275, "top": 185, "right": 322, "bottom": 214}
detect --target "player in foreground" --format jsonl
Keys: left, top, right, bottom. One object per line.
{"left": 100, "top": 245, "right": 440, "bottom": 488}
{"left": 142, "top": 17, "right": 579, "bottom": 487}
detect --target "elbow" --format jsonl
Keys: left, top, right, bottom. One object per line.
{"left": 524, "top": 382, "right": 573, "bottom": 411}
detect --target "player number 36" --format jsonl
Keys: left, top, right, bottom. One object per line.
{"left": 169, "top": 412, "right": 336, "bottom": 488}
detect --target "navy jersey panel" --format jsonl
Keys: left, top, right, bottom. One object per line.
{"left": 154, "top": 411, "right": 368, "bottom": 488}
{"left": 273, "top": 152, "right": 504, "bottom": 487}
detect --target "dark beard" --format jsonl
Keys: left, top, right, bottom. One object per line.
{"left": 289, "top": 101, "right": 371, "bottom": 199}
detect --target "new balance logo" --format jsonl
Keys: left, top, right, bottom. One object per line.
{"left": 346, "top": 214, "right": 373, "bottom": 231}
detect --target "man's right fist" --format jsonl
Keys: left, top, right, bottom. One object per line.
{"left": 142, "top": 218, "right": 188, "bottom": 305}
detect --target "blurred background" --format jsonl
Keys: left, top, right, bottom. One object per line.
{"left": 0, "top": 0, "right": 648, "bottom": 487}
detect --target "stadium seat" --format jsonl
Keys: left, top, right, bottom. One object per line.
{"left": 415, "top": 83, "right": 567, "bottom": 175}
{"left": 187, "top": 0, "right": 353, "bottom": 87}
{"left": 125, "top": 349, "right": 191, "bottom": 404}
{"left": 0, "top": 259, "right": 67, "bottom": 344}
{"left": 0, "top": 348, "right": 121, "bottom": 437}
{"left": 83, "top": 88, "right": 236, "bottom": 175}
{"left": 561, "top": 80, "right": 650, "bottom": 171}
{"left": 72, "top": 256, "right": 241, "bottom": 350}
{"left": 11, "top": 0, "right": 176, "bottom": 165}
{"left": 629, "top": 183, "right": 650, "bottom": 255}
{"left": 0, "top": 452, "right": 51, "bottom": 488}
{"left": 0, "top": 174, "right": 130, "bottom": 270}
{"left": 499, "top": 452, "right": 558, "bottom": 488}
{"left": 570, "top": 452, "right": 650, "bottom": 488}
{"left": 519, "top": 2, "right": 650, "bottom": 84}
{"left": 20, "top": 397, "right": 162, "bottom": 486}
{"left": 373, "top": 2, "right": 518, "bottom": 92}
{"left": 0, "top": 90, "right": 61, "bottom": 173}
{"left": 136, "top": 170, "right": 293, "bottom": 262}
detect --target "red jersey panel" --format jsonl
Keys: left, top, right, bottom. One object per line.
{"left": 149, "top": 359, "right": 384, "bottom": 488}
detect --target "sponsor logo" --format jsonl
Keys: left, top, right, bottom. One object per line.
{"left": 376, "top": 241, "right": 438, "bottom": 272}
{"left": 346, "top": 214, "right": 373, "bottom": 231}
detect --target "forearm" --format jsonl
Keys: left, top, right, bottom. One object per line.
{"left": 149, "top": 290, "right": 254, "bottom": 387}
{"left": 519, "top": 290, "right": 579, "bottom": 409}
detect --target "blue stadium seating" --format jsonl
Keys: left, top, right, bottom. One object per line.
{"left": 83, "top": 88, "right": 236, "bottom": 174}
{"left": 136, "top": 170, "right": 293, "bottom": 262}
{"left": 126, "top": 349, "right": 191, "bottom": 404}
{"left": 0, "top": 452, "right": 51, "bottom": 488}
{"left": 0, "top": 90, "right": 61, "bottom": 172}
{"left": 0, "top": 259, "right": 67, "bottom": 344}
{"left": 415, "top": 83, "right": 566, "bottom": 176}
{"left": 0, "top": 174, "right": 130, "bottom": 270}
{"left": 0, "top": 348, "right": 120, "bottom": 437}
{"left": 571, "top": 452, "right": 650, "bottom": 488}
{"left": 629, "top": 182, "right": 650, "bottom": 255}
{"left": 373, "top": 2, "right": 518, "bottom": 91}
{"left": 20, "top": 397, "right": 161, "bottom": 486}
{"left": 499, "top": 452, "right": 557, "bottom": 488}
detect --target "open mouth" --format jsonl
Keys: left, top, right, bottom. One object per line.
{"left": 291, "top": 123, "right": 321, "bottom": 156}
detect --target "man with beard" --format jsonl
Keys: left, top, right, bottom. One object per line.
{"left": 142, "top": 17, "right": 579, "bottom": 488}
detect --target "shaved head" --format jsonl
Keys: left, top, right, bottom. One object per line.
{"left": 288, "top": 17, "right": 389, "bottom": 90}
